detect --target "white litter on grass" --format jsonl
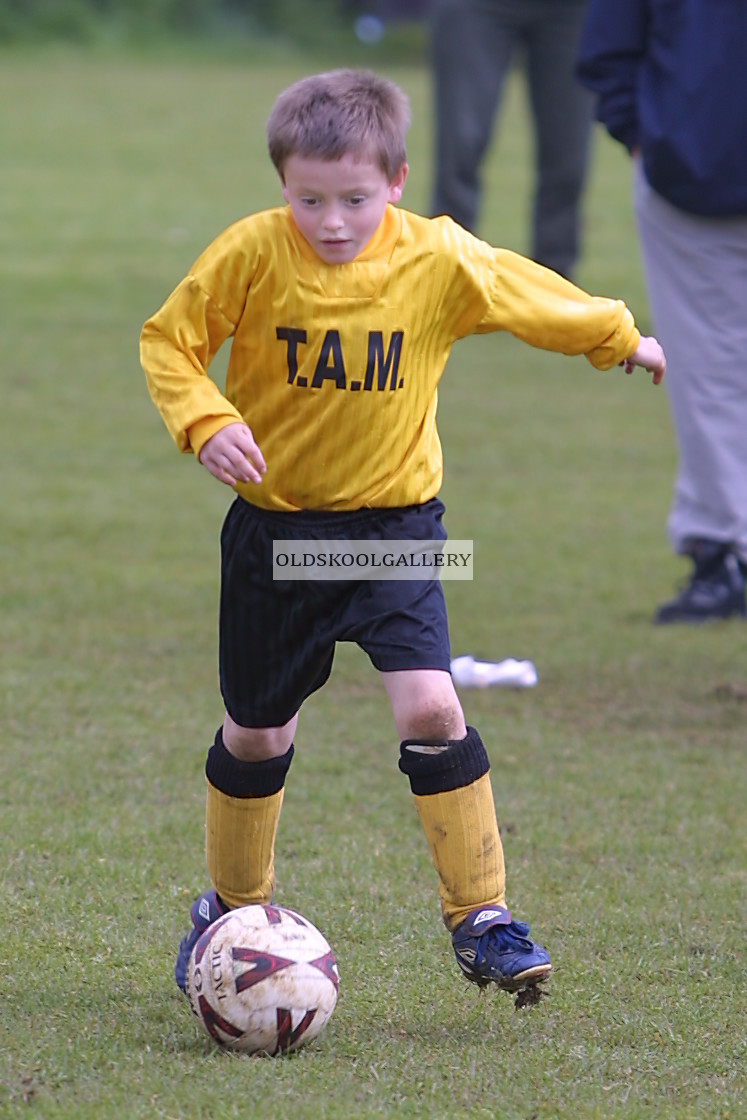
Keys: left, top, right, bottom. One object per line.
{"left": 450, "top": 655, "right": 538, "bottom": 690}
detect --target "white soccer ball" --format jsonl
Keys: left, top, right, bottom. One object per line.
{"left": 186, "top": 904, "right": 340, "bottom": 1055}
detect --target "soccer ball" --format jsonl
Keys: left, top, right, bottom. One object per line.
{"left": 185, "top": 904, "right": 340, "bottom": 1056}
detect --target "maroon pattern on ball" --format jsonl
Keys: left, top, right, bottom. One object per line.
{"left": 274, "top": 1007, "right": 317, "bottom": 1054}
{"left": 197, "top": 995, "right": 243, "bottom": 1044}
{"left": 310, "top": 951, "right": 340, "bottom": 991}
{"left": 232, "top": 947, "right": 294, "bottom": 991}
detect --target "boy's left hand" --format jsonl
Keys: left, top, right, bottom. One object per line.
{"left": 620, "top": 335, "right": 666, "bottom": 384}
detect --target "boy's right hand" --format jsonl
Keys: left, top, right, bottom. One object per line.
{"left": 198, "top": 422, "right": 267, "bottom": 487}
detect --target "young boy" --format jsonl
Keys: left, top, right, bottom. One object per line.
{"left": 140, "top": 69, "right": 665, "bottom": 1004}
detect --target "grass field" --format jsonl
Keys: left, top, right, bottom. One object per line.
{"left": 1, "top": 43, "right": 745, "bottom": 1120}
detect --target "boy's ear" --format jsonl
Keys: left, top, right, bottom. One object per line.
{"left": 387, "top": 163, "right": 408, "bottom": 204}
{"left": 280, "top": 176, "right": 289, "bottom": 204}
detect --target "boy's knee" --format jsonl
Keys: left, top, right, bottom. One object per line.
{"left": 396, "top": 687, "right": 466, "bottom": 740}
{"left": 384, "top": 668, "right": 466, "bottom": 740}
{"left": 402, "top": 698, "right": 464, "bottom": 741}
{"left": 222, "top": 711, "right": 297, "bottom": 761}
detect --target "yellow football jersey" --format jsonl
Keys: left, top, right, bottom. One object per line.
{"left": 141, "top": 205, "right": 639, "bottom": 511}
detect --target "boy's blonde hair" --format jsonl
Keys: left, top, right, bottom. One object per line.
{"left": 266, "top": 69, "right": 410, "bottom": 181}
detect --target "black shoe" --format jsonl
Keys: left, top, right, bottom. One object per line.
{"left": 175, "top": 889, "right": 229, "bottom": 993}
{"left": 655, "top": 540, "right": 747, "bottom": 624}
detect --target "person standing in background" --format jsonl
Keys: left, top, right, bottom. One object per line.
{"left": 577, "top": 0, "right": 747, "bottom": 624}
{"left": 430, "top": 0, "right": 593, "bottom": 280}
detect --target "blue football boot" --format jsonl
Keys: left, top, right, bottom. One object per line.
{"left": 175, "top": 889, "right": 230, "bottom": 993}
{"left": 451, "top": 906, "right": 552, "bottom": 994}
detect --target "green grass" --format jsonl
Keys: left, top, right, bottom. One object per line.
{"left": 1, "top": 48, "right": 745, "bottom": 1120}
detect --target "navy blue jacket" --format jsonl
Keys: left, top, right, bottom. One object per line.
{"left": 576, "top": 0, "right": 747, "bottom": 216}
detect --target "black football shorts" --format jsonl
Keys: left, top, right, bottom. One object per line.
{"left": 219, "top": 496, "right": 452, "bottom": 728}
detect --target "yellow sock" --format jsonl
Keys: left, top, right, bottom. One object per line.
{"left": 413, "top": 772, "right": 506, "bottom": 931}
{"left": 205, "top": 780, "right": 284, "bottom": 909}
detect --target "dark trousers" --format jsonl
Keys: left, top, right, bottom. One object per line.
{"left": 430, "top": 0, "right": 593, "bottom": 279}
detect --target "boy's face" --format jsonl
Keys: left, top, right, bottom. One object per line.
{"left": 281, "top": 152, "right": 407, "bottom": 265}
